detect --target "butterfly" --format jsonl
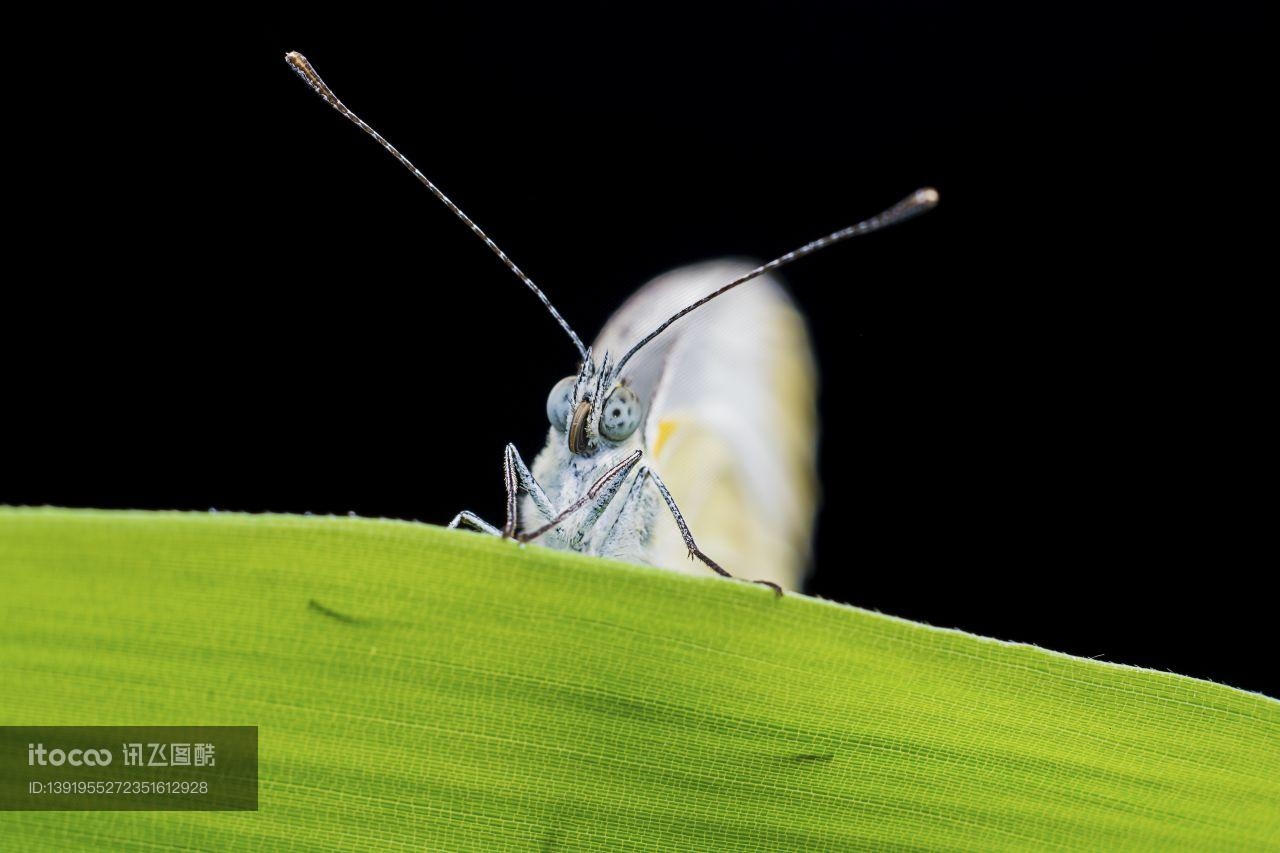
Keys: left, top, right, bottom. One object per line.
{"left": 287, "top": 52, "right": 937, "bottom": 593}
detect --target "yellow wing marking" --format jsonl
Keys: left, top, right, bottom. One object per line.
{"left": 652, "top": 418, "right": 680, "bottom": 458}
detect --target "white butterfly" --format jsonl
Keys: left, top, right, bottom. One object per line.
{"left": 287, "top": 52, "right": 936, "bottom": 592}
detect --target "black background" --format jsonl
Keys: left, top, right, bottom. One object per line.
{"left": 5, "top": 8, "right": 1272, "bottom": 696}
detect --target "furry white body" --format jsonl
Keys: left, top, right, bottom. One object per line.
{"left": 524, "top": 260, "right": 819, "bottom": 591}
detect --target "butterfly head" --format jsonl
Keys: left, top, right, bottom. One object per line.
{"left": 545, "top": 352, "right": 642, "bottom": 457}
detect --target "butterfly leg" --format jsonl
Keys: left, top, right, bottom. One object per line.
{"left": 502, "top": 443, "right": 556, "bottom": 537}
{"left": 519, "top": 450, "right": 643, "bottom": 545}
{"left": 596, "top": 463, "right": 656, "bottom": 549}
{"left": 567, "top": 452, "right": 649, "bottom": 549}
{"left": 644, "top": 468, "right": 784, "bottom": 596}
{"left": 448, "top": 445, "right": 555, "bottom": 539}
{"left": 446, "top": 510, "right": 502, "bottom": 536}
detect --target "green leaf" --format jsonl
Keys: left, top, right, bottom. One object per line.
{"left": 1, "top": 507, "right": 1277, "bottom": 850}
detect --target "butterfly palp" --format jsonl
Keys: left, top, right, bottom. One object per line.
{"left": 568, "top": 400, "right": 593, "bottom": 455}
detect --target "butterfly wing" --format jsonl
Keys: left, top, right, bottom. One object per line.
{"left": 592, "top": 260, "right": 819, "bottom": 590}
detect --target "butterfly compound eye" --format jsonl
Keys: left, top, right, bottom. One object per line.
{"left": 599, "top": 386, "right": 641, "bottom": 442}
{"left": 546, "top": 375, "right": 577, "bottom": 431}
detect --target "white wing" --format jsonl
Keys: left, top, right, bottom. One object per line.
{"left": 592, "top": 260, "right": 819, "bottom": 590}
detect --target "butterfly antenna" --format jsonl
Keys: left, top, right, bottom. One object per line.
{"left": 285, "top": 52, "right": 589, "bottom": 361}
{"left": 612, "top": 188, "right": 939, "bottom": 378}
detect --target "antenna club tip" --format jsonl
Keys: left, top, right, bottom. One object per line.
{"left": 916, "top": 187, "right": 940, "bottom": 206}
{"left": 285, "top": 52, "right": 313, "bottom": 76}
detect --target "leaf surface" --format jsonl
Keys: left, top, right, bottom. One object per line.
{"left": 1, "top": 508, "right": 1276, "bottom": 850}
